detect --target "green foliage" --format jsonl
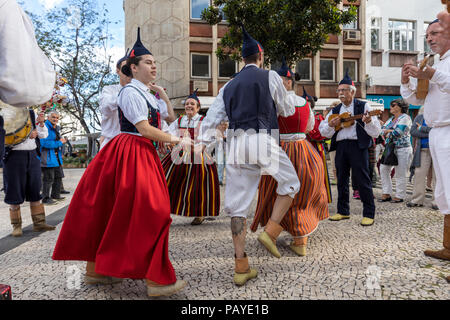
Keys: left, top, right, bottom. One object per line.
{"left": 26, "top": 0, "right": 119, "bottom": 136}
{"left": 202, "top": 0, "right": 357, "bottom": 66}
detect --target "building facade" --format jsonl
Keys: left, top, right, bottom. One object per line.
{"left": 365, "top": 0, "right": 445, "bottom": 120}
{"left": 124, "top": 0, "right": 368, "bottom": 113}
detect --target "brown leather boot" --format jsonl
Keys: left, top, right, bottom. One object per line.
{"left": 10, "top": 207, "right": 22, "bottom": 237}
{"left": 30, "top": 203, "right": 55, "bottom": 232}
{"left": 290, "top": 237, "right": 307, "bottom": 256}
{"left": 84, "top": 261, "right": 123, "bottom": 285}
{"left": 257, "top": 219, "right": 283, "bottom": 258}
{"left": 424, "top": 215, "right": 450, "bottom": 261}
{"left": 233, "top": 253, "right": 257, "bottom": 286}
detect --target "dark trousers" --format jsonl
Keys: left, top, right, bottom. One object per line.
{"left": 3, "top": 150, "right": 42, "bottom": 205}
{"left": 42, "top": 166, "right": 63, "bottom": 199}
{"left": 335, "top": 140, "right": 376, "bottom": 219}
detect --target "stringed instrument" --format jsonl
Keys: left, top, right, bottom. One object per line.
{"left": 416, "top": 54, "right": 430, "bottom": 99}
{"left": 328, "top": 110, "right": 383, "bottom": 131}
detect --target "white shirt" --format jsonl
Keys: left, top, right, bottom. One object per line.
{"left": 99, "top": 84, "right": 121, "bottom": 140}
{"left": 0, "top": 0, "right": 55, "bottom": 107}
{"left": 400, "top": 50, "right": 450, "bottom": 128}
{"left": 279, "top": 91, "right": 315, "bottom": 141}
{"left": 13, "top": 111, "right": 48, "bottom": 150}
{"left": 197, "top": 64, "right": 294, "bottom": 146}
{"left": 318, "top": 100, "right": 381, "bottom": 140}
{"left": 117, "top": 79, "right": 169, "bottom": 132}
{"left": 167, "top": 113, "right": 203, "bottom": 137}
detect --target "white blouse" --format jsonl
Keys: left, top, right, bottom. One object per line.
{"left": 0, "top": 0, "right": 55, "bottom": 107}
{"left": 167, "top": 113, "right": 203, "bottom": 137}
{"left": 117, "top": 79, "right": 169, "bottom": 131}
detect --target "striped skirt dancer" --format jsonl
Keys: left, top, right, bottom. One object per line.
{"left": 161, "top": 150, "right": 220, "bottom": 224}
{"left": 251, "top": 139, "right": 329, "bottom": 256}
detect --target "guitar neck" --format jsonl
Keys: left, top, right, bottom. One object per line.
{"left": 341, "top": 114, "right": 365, "bottom": 122}
{"left": 341, "top": 111, "right": 381, "bottom": 122}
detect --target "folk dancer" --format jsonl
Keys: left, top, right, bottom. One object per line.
{"left": 4, "top": 110, "right": 55, "bottom": 237}
{"left": 400, "top": 19, "right": 450, "bottom": 282}
{"left": 53, "top": 28, "right": 191, "bottom": 297}
{"left": 251, "top": 60, "right": 329, "bottom": 256}
{"left": 305, "top": 88, "right": 333, "bottom": 203}
{"left": 98, "top": 49, "right": 132, "bottom": 149}
{"left": 319, "top": 71, "right": 381, "bottom": 226}
{"left": 162, "top": 89, "right": 220, "bottom": 225}
{"left": 196, "top": 26, "right": 300, "bottom": 286}
{"left": 0, "top": 0, "right": 55, "bottom": 159}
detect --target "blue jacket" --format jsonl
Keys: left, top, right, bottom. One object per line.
{"left": 40, "top": 120, "right": 63, "bottom": 168}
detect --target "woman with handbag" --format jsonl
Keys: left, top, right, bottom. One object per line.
{"left": 378, "top": 99, "right": 413, "bottom": 203}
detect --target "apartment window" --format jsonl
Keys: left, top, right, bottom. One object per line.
{"left": 218, "top": 3, "right": 227, "bottom": 22}
{"left": 388, "top": 20, "right": 416, "bottom": 51}
{"left": 343, "top": 6, "right": 358, "bottom": 30}
{"left": 295, "top": 59, "right": 311, "bottom": 81}
{"left": 320, "top": 59, "right": 335, "bottom": 81}
{"left": 424, "top": 22, "right": 431, "bottom": 53}
{"left": 191, "top": 0, "right": 210, "bottom": 20}
{"left": 218, "top": 57, "right": 237, "bottom": 78}
{"left": 343, "top": 60, "right": 358, "bottom": 82}
{"left": 191, "top": 53, "right": 211, "bottom": 78}
{"left": 371, "top": 18, "right": 381, "bottom": 50}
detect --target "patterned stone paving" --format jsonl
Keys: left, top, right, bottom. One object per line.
{"left": 0, "top": 167, "right": 448, "bottom": 300}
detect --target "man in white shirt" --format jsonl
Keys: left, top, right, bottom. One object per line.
{"left": 400, "top": 19, "right": 450, "bottom": 265}
{"left": 319, "top": 72, "right": 381, "bottom": 227}
{"left": 99, "top": 53, "right": 132, "bottom": 149}
{"left": 197, "top": 27, "right": 300, "bottom": 286}
{"left": 0, "top": 0, "right": 55, "bottom": 159}
{"left": 3, "top": 110, "right": 56, "bottom": 237}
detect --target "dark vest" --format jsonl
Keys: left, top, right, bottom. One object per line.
{"left": 223, "top": 65, "right": 278, "bottom": 134}
{"left": 118, "top": 85, "right": 160, "bottom": 134}
{"left": 329, "top": 99, "right": 372, "bottom": 151}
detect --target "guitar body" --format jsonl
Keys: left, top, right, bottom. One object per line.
{"left": 328, "top": 109, "right": 383, "bottom": 131}
{"left": 328, "top": 112, "right": 355, "bottom": 131}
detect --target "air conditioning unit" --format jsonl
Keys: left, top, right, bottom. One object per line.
{"left": 343, "top": 30, "right": 361, "bottom": 42}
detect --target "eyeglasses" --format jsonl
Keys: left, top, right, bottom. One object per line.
{"left": 336, "top": 88, "right": 351, "bottom": 93}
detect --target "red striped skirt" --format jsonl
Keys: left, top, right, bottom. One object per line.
{"left": 251, "top": 139, "right": 329, "bottom": 237}
{"left": 52, "top": 133, "right": 176, "bottom": 285}
{"left": 161, "top": 151, "right": 220, "bottom": 217}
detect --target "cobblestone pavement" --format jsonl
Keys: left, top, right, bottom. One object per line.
{"left": 0, "top": 167, "right": 448, "bottom": 300}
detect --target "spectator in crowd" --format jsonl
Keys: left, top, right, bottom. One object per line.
{"left": 40, "top": 111, "right": 67, "bottom": 205}
{"left": 378, "top": 99, "right": 413, "bottom": 203}
{"left": 408, "top": 106, "right": 438, "bottom": 209}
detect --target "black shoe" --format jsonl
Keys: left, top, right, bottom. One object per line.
{"left": 60, "top": 190, "right": 70, "bottom": 194}
{"left": 42, "top": 197, "right": 57, "bottom": 205}
{"left": 377, "top": 196, "right": 392, "bottom": 202}
{"left": 406, "top": 202, "right": 423, "bottom": 208}
{"left": 52, "top": 196, "right": 66, "bottom": 201}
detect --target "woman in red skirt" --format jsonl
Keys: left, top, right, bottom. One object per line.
{"left": 52, "top": 28, "right": 192, "bottom": 297}
{"left": 251, "top": 60, "right": 329, "bottom": 256}
{"left": 162, "top": 89, "right": 220, "bottom": 225}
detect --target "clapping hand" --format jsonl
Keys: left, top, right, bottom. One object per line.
{"left": 36, "top": 112, "right": 45, "bottom": 126}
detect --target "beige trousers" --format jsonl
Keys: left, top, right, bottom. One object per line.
{"left": 411, "top": 149, "right": 435, "bottom": 205}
